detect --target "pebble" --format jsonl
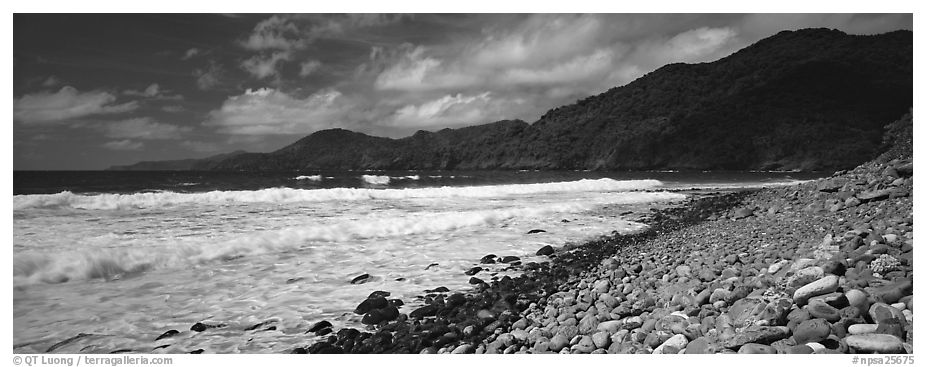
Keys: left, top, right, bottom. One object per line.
{"left": 847, "top": 324, "right": 879, "bottom": 335}
{"left": 738, "top": 343, "right": 776, "bottom": 354}
{"left": 549, "top": 334, "right": 569, "bottom": 352}
{"left": 844, "top": 334, "right": 905, "bottom": 353}
{"left": 793, "top": 318, "right": 831, "bottom": 344}
{"left": 652, "top": 334, "right": 688, "bottom": 354}
{"left": 793, "top": 275, "right": 839, "bottom": 306}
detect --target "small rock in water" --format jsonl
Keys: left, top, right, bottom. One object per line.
{"left": 527, "top": 229, "right": 547, "bottom": 234}
{"left": 425, "top": 263, "right": 439, "bottom": 270}
{"left": 154, "top": 330, "right": 179, "bottom": 341}
{"left": 480, "top": 254, "right": 497, "bottom": 264}
{"left": 350, "top": 274, "right": 371, "bottom": 284}
{"left": 190, "top": 322, "right": 224, "bottom": 333}
{"left": 426, "top": 286, "right": 450, "bottom": 293}
{"left": 464, "top": 267, "right": 482, "bottom": 276}
{"left": 308, "top": 320, "right": 333, "bottom": 333}
{"left": 536, "top": 245, "right": 555, "bottom": 256}
{"left": 500, "top": 256, "right": 521, "bottom": 263}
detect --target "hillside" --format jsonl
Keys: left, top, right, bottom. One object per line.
{"left": 112, "top": 28, "right": 913, "bottom": 172}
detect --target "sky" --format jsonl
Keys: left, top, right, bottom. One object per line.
{"left": 12, "top": 13, "right": 912, "bottom": 170}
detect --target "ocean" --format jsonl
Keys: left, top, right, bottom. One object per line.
{"left": 12, "top": 170, "right": 823, "bottom": 353}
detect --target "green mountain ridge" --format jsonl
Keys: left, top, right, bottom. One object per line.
{"left": 110, "top": 28, "right": 913, "bottom": 172}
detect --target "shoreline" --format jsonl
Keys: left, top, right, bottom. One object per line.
{"left": 300, "top": 158, "right": 912, "bottom": 354}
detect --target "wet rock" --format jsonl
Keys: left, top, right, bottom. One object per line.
{"left": 409, "top": 304, "right": 439, "bottom": 319}
{"left": 190, "top": 322, "right": 224, "bottom": 332}
{"left": 480, "top": 254, "right": 497, "bottom": 264}
{"left": 154, "top": 330, "right": 179, "bottom": 341}
{"left": 308, "top": 320, "right": 333, "bottom": 333}
{"left": 464, "top": 267, "right": 482, "bottom": 276}
{"left": 355, "top": 296, "right": 388, "bottom": 314}
{"left": 536, "top": 245, "right": 555, "bottom": 256}
{"left": 350, "top": 274, "right": 370, "bottom": 284}
{"left": 500, "top": 256, "right": 521, "bottom": 263}
{"left": 527, "top": 229, "right": 547, "bottom": 234}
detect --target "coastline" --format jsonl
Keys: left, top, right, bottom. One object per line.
{"left": 300, "top": 158, "right": 913, "bottom": 354}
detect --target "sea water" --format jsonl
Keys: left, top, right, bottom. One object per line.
{"left": 12, "top": 170, "right": 819, "bottom": 353}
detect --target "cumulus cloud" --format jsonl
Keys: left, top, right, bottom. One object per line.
{"left": 241, "top": 15, "right": 305, "bottom": 51}
{"left": 241, "top": 51, "right": 292, "bottom": 79}
{"left": 299, "top": 60, "right": 322, "bottom": 77}
{"left": 193, "top": 62, "right": 223, "bottom": 90}
{"left": 387, "top": 92, "right": 523, "bottom": 129}
{"left": 203, "top": 88, "right": 351, "bottom": 135}
{"left": 124, "top": 83, "right": 184, "bottom": 100}
{"left": 102, "top": 139, "right": 144, "bottom": 151}
{"left": 14, "top": 86, "right": 138, "bottom": 124}
{"left": 103, "top": 117, "right": 191, "bottom": 140}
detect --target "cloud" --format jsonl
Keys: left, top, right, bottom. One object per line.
{"left": 193, "top": 62, "right": 223, "bottom": 90}
{"left": 299, "top": 60, "right": 322, "bottom": 77}
{"left": 241, "top": 15, "right": 305, "bottom": 51}
{"left": 203, "top": 88, "right": 351, "bottom": 135}
{"left": 182, "top": 48, "right": 201, "bottom": 60}
{"left": 373, "top": 45, "right": 477, "bottom": 91}
{"left": 241, "top": 51, "right": 292, "bottom": 79}
{"left": 389, "top": 92, "right": 512, "bottom": 128}
{"left": 124, "top": 83, "right": 184, "bottom": 100}
{"left": 102, "top": 139, "right": 144, "bottom": 151}
{"left": 103, "top": 117, "right": 191, "bottom": 140}
{"left": 41, "top": 76, "right": 61, "bottom": 87}
{"left": 14, "top": 86, "right": 138, "bottom": 124}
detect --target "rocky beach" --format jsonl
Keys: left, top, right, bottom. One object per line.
{"left": 290, "top": 126, "right": 913, "bottom": 354}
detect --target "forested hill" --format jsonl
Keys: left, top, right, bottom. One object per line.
{"left": 111, "top": 28, "right": 913, "bottom": 172}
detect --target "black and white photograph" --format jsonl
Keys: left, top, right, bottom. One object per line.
{"left": 10, "top": 7, "right": 916, "bottom": 361}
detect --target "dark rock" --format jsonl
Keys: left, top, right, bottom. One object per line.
{"left": 480, "top": 254, "right": 497, "bottom": 264}
{"left": 388, "top": 299, "right": 404, "bottom": 308}
{"left": 446, "top": 293, "right": 466, "bottom": 308}
{"left": 355, "top": 296, "right": 388, "bottom": 314}
{"left": 350, "top": 274, "right": 370, "bottom": 284}
{"left": 469, "top": 277, "right": 484, "bottom": 285}
{"left": 188, "top": 349, "right": 204, "bottom": 354}
{"left": 245, "top": 321, "right": 274, "bottom": 331}
{"left": 527, "top": 229, "right": 547, "bottom": 234}
{"left": 536, "top": 245, "right": 555, "bottom": 256}
{"left": 368, "top": 290, "right": 391, "bottom": 298}
{"left": 410, "top": 304, "right": 439, "bottom": 319}
{"left": 361, "top": 306, "right": 399, "bottom": 325}
{"left": 464, "top": 267, "right": 482, "bottom": 276}
{"left": 152, "top": 344, "right": 170, "bottom": 351}
{"left": 308, "top": 320, "right": 333, "bottom": 333}
{"left": 155, "top": 330, "right": 179, "bottom": 341}
{"left": 315, "top": 327, "right": 333, "bottom": 336}
{"left": 292, "top": 347, "right": 308, "bottom": 354}
{"left": 500, "top": 256, "right": 521, "bottom": 263}
{"left": 426, "top": 286, "right": 450, "bottom": 293}
{"left": 46, "top": 333, "right": 94, "bottom": 353}
{"left": 190, "top": 322, "right": 224, "bottom": 332}
{"left": 425, "top": 263, "right": 439, "bottom": 270}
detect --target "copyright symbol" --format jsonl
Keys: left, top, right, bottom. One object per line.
{"left": 13, "top": 356, "right": 22, "bottom": 365}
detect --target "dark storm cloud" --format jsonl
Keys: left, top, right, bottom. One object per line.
{"left": 13, "top": 13, "right": 912, "bottom": 170}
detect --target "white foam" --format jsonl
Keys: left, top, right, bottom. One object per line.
{"left": 361, "top": 175, "right": 390, "bottom": 185}
{"left": 294, "top": 175, "right": 322, "bottom": 181}
{"left": 14, "top": 178, "right": 665, "bottom": 211}
{"left": 12, "top": 191, "right": 683, "bottom": 286}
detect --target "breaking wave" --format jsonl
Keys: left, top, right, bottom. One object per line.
{"left": 13, "top": 190, "right": 683, "bottom": 286}
{"left": 14, "top": 178, "right": 665, "bottom": 210}
{"left": 294, "top": 175, "right": 323, "bottom": 181}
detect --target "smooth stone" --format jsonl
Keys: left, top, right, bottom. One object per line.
{"left": 794, "top": 275, "right": 839, "bottom": 306}
{"left": 844, "top": 334, "right": 905, "bottom": 354}
{"left": 806, "top": 300, "right": 841, "bottom": 322}
{"left": 684, "top": 337, "right": 721, "bottom": 354}
{"left": 847, "top": 324, "right": 879, "bottom": 335}
{"left": 451, "top": 344, "right": 472, "bottom": 354}
{"left": 572, "top": 336, "right": 596, "bottom": 353}
{"left": 597, "top": 320, "right": 622, "bottom": 334}
{"left": 793, "top": 318, "right": 831, "bottom": 344}
{"left": 805, "top": 342, "right": 827, "bottom": 352}
{"left": 549, "top": 334, "right": 570, "bottom": 352}
{"left": 738, "top": 343, "right": 777, "bottom": 354}
{"left": 869, "top": 302, "right": 907, "bottom": 326}
{"left": 787, "top": 266, "right": 824, "bottom": 288}
{"left": 592, "top": 331, "right": 611, "bottom": 349}
{"left": 653, "top": 334, "right": 688, "bottom": 354}
{"left": 845, "top": 289, "right": 870, "bottom": 309}
{"left": 785, "top": 345, "right": 814, "bottom": 354}
{"left": 866, "top": 279, "right": 913, "bottom": 304}
{"left": 536, "top": 245, "right": 554, "bottom": 256}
